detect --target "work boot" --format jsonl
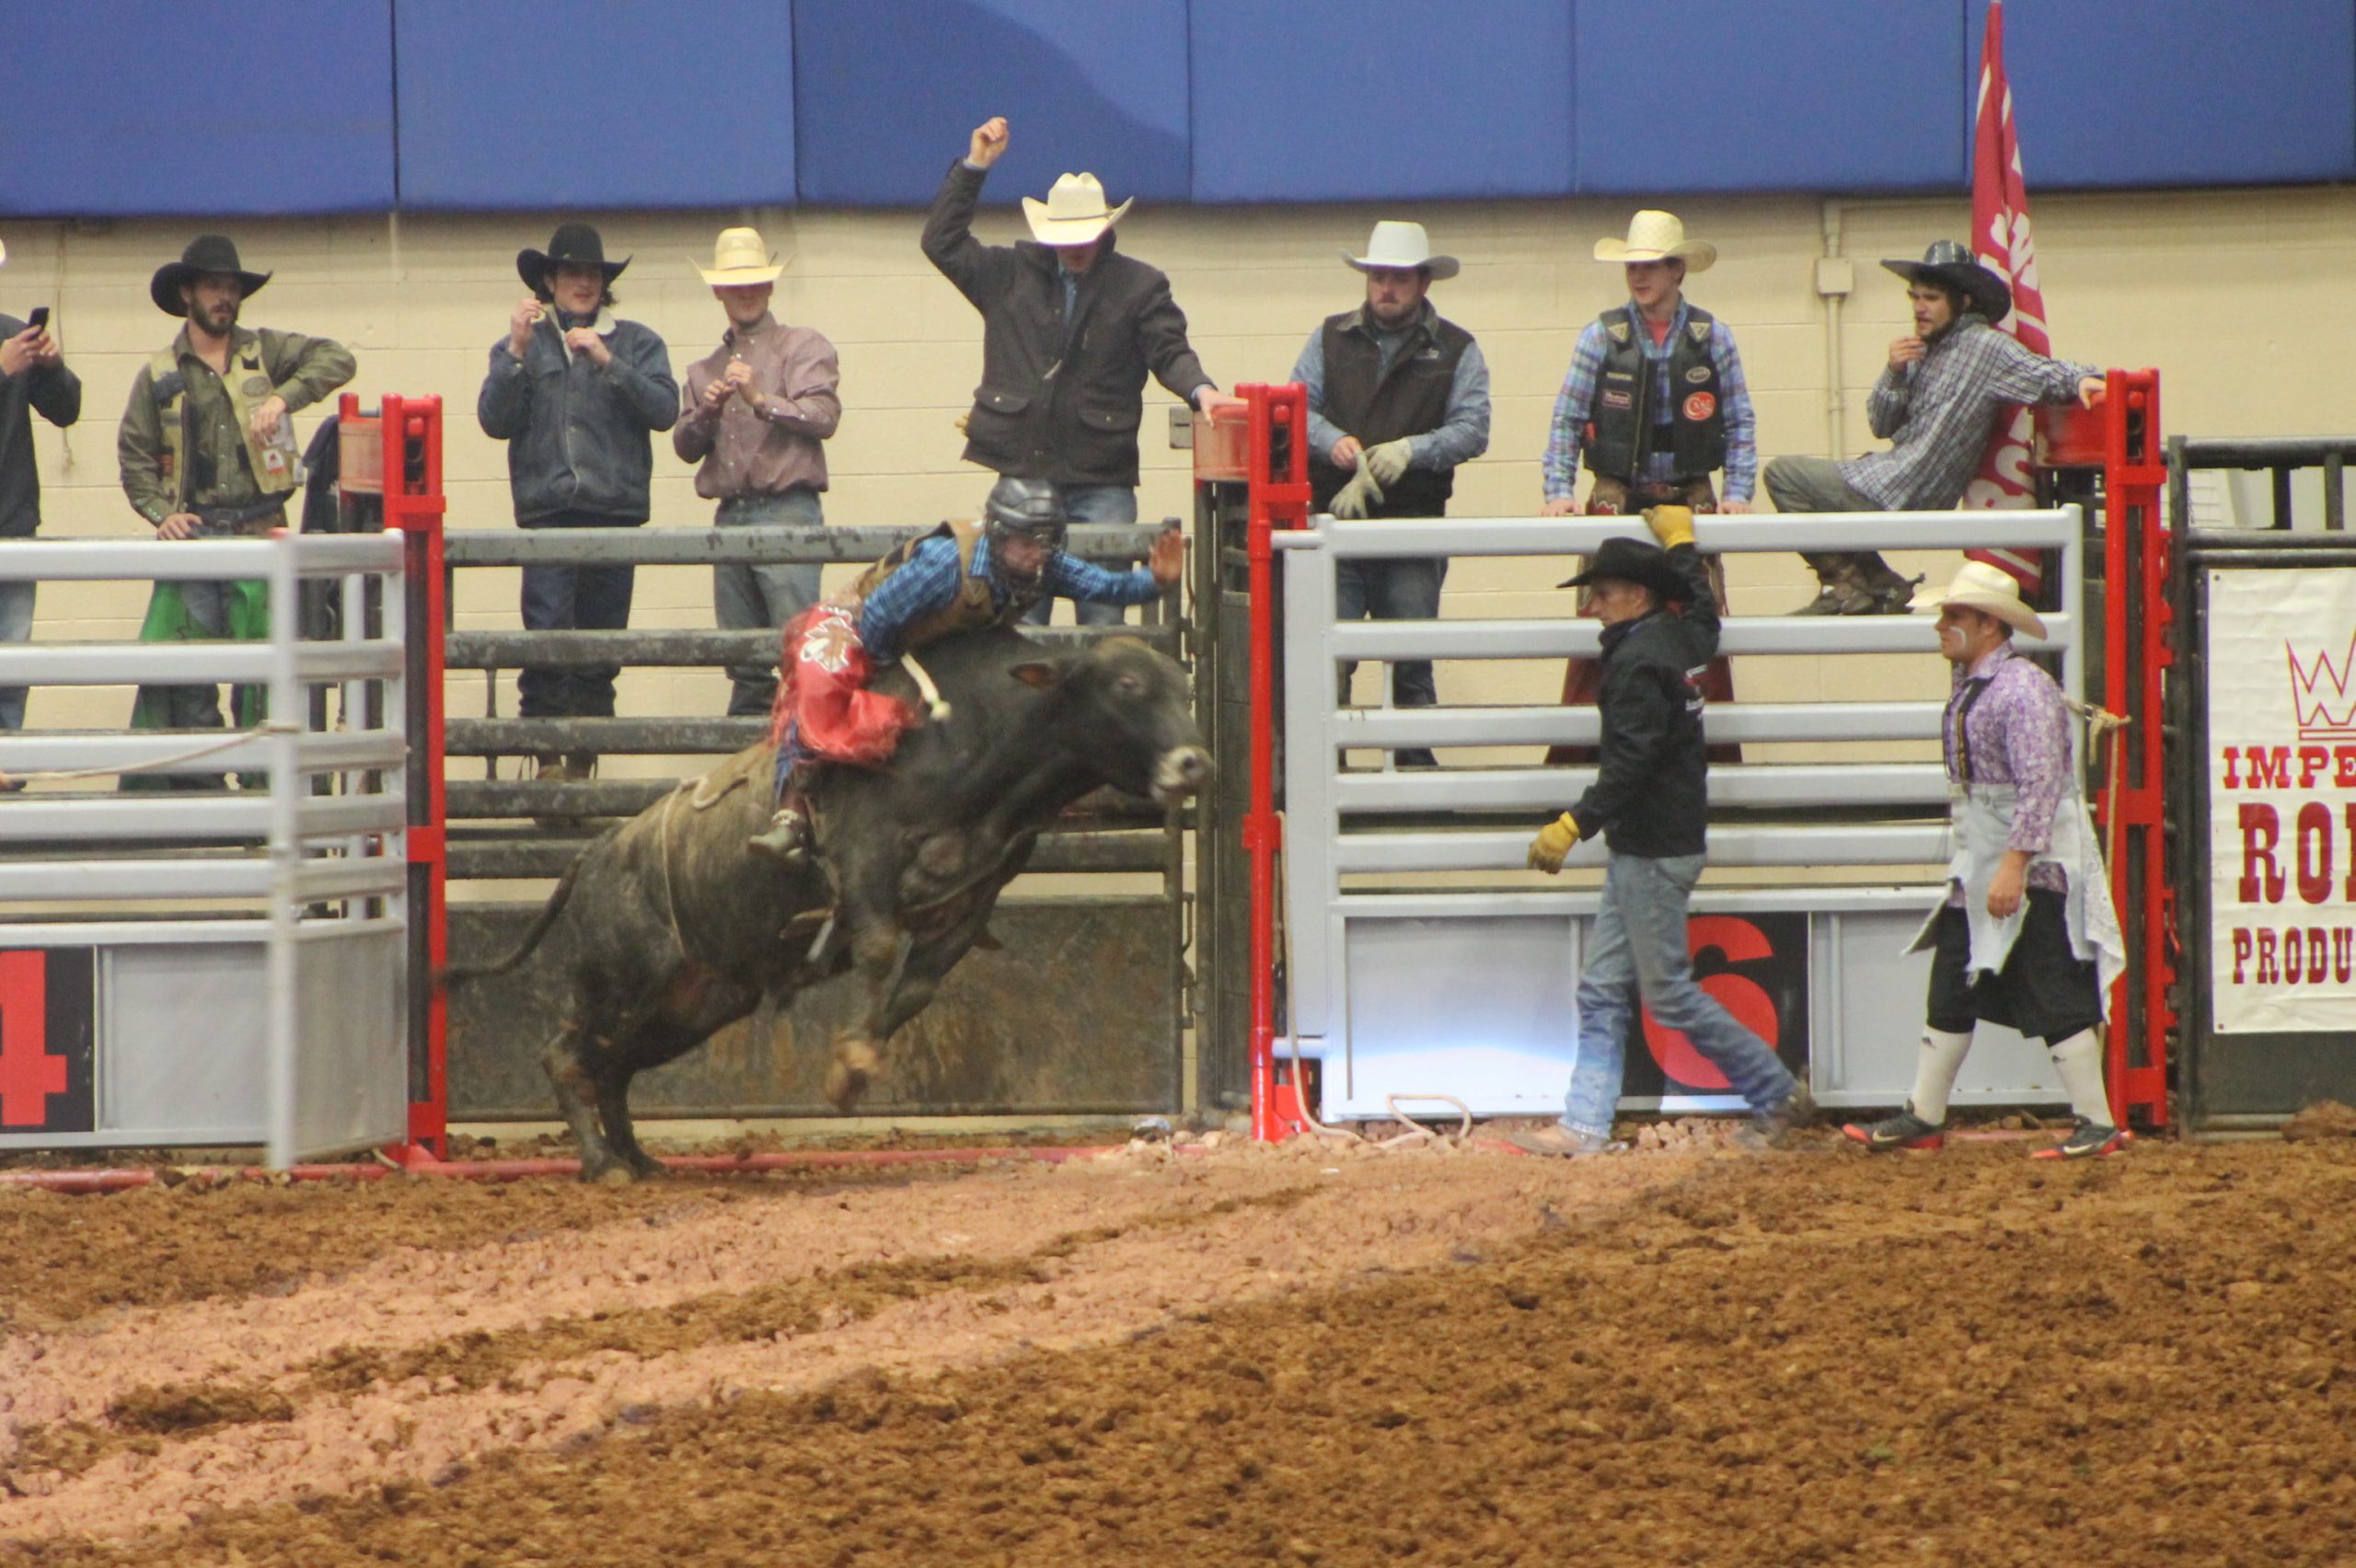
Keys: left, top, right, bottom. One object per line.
{"left": 749, "top": 805, "right": 812, "bottom": 867}
{"left": 1842, "top": 1101, "right": 1947, "bottom": 1152}
{"left": 1742, "top": 1083, "right": 1817, "bottom": 1149}
{"left": 1791, "top": 553, "right": 1876, "bottom": 616}
{"left": 1854, "top": 554, "right": 1923, "bottom": 616}
{"left": 534, "top": 754, "right": 574, "bottom": 783}
{"left": 1505, "top": 1122, "right": 1625, "bottom": 1159}
{"left": 2029, "top": 1117, "right": 2131, "bottom": 1160}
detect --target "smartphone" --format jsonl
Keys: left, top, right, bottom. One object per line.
{"left": 23, "top": 307, "right": 48, "bottom": 333}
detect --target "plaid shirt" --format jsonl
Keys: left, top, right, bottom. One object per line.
{"left": 855, "top": 532, "right": 1157, "bottom": 663}
{"left": 1542, "top": 299, "right": 1756, "bottom": 502}
{"left": 1945, "top": 640, "right": 2071, "bottom": 897}
{"left": 1847, "top": 317, "right": 2095, "bottom": 511}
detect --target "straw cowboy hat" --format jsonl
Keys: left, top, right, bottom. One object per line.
{"left": 1910, "top": 559, "right": 2047, "bottom": 640}
{"left": 1343, "top": 221, "right": 1460, "bottom": 281}
{"left": 694, "top": 226, "right": 786, "bottom": 286}
{"left": 517, "top": 222, "right": 629, "bottom": 297}
{"left": 1593, "top": 210, "right": 1716, "bottom": 272}
{"left": 150, "top": 235, "right": 271, "bottom": 316}
{"left": 1881, "top": 239, "right": 2012, "bottom": 325}
{"left": 1022, "top": 173, "right": 1132, "bottom": 247}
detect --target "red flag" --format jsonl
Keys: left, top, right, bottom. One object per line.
{"left": 1961, "top": 0, "right": 2050, "bottom": 594}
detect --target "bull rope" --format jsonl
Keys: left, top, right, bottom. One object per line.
{"left": 0, "top": 720, "right": 300, "bottom": 790}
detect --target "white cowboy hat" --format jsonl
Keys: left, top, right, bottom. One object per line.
{"left": 1343, "top": 221, "right": 1460, "bottom": 282}
{"left": 1911, "top": 559, "right": 2047, "bottom": 640}
{"left": 694, "top": 225, "right": 786, "bottom": 286}
{"left": 0, "top": 236, "right": 7, "bottom": 268}
{"left": 1022, "top": 173, "right": 1133, "bottom": 247}
{"left": 1593, "top": 210, "right": 1716, "bottom": 272}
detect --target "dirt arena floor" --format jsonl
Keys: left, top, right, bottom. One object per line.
{"left": 4, "top": 1119, "right": 2355, "bottom": 1567}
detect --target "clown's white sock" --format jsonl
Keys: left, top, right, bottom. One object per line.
{"left": 2048, "top": 1029, "right": 2113, "bottom": 1125}
{"left": 1909, "top": 1029, "right": 1974, "bottom": 1124}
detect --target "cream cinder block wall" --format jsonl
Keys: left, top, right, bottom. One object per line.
{"left": 7, "top": 184, "right": 2355, "bottom": 757}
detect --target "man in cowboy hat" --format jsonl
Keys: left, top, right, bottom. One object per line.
{"left": 675, "top": 226, "right": 843, "bottom": 719}
{"left": 1842, "top": 562, "right": 2127, "bottom": 1159}
{"left": 479, "top": 222, "right": 677, "bottom": 778}
{"left": 1515, "top": 508, "right": 1809, "bottom": 1157}
{"left": 0, "top": 235, "right": 81, "bottom": 771}
{"left": 1294, "top": 221, "right": 1490, "bottom": 767}
{"left": 117, "top": 236, "right": 354, "bottom": 772}
{"left": 1541, "top": 211, "right": 1751, "bottom": 767}
{"left": 922, "top": 115, "right": 1233, "bottom": 627}
{"left": 1762, "top": 240, "right": 2105, "bottom": 616}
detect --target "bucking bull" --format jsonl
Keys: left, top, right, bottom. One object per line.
{"left": 445, "top": 628, "right": 1209, "bottom": 1181}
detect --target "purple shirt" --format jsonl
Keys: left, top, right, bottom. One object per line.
{"left": 1945, "top": 640, "right": 2071, "bottom": 897}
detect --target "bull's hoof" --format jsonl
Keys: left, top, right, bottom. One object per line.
{"left": 577, "top": 1152, "right": 635, "bottom": 1184}
{"left": 625, "top": 1150, "right": 667, "bottom": 1181}
{"left": 826, "top": 1037, "right": 880, "bottom": 1113}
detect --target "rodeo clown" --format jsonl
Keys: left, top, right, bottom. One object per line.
{"left": 1843, "top": 562, "right": 2129, "bottom": 1159}
{"left": 745, "top": 476, "right": 1182, "bottom": 864}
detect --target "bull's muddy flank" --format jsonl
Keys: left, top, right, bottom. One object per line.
{"left": 6, "top": 1136, "right": 2356, "bottom": 1564}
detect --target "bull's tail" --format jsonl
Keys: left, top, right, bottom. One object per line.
{"left": 435, "top": 855, "right": 585, "bottom": 988}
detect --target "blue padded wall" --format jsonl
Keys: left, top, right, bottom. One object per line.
{"left": 1974, "top": 0, "right": 2356, "bottom": 188}
{"left": 1189, "top": 0, "right": 1576, "bottom": 202}
{"left": 1574, "top": 0, "right": 1966, "bottom": 193}
{"left": 394, "top": 0, "right": 797, "bottom": 210}
{"left": 793, "top": 0, "right": 1190, "bottom": 207}
{"left": 1, "top": 3, "right": 396, "bottom": 216}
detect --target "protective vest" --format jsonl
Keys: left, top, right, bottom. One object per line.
{"left": 843, "top": 519, "right": 1040, "bottom": 651}
{"left": 1584, "top": 306, "right": 1726, "bottom": 485}
{"left": 147, "top": 333, "right": 303, "bottom": 511}
{"left": 1306, "top": 306, "right": 1473, "bottom": 517}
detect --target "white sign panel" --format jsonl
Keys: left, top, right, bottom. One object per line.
{"left": 2209, "top": 569, "right": 2356, "bottom": 1032}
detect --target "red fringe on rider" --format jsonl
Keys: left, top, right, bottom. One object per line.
{"left": 769, "top": 605, "right": 922, "bottom": 766}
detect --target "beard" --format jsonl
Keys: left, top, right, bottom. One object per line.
{"left": 192, "top": 297, "right": 239, "bottom": 335}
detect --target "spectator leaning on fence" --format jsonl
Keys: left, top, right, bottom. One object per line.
{"left": 1541, "top": 211, "right": 1750, "bottom": 768}
{"left": 1762, "top": 240, "right": 2103, "bottom": 617}
{"left": 1295, "top": 221, "right": 1490, "bottom": 769}
{"left": 922, "top": 115, "right": 1238, "bottom": 629}
{"left": 1842, "top": 562, "right": 2128, "bottom": 1160}
{"left": 479, "top": 223, "right": 678, "bottom": 782}
{"left": 1514, "top": 508, "right": 1810, "bottom": 1158}
{"left": 117, "top": 236, "right": 353, "bottom": 784}
{"left": 0, "top": 235, "right": 82, "bottom": 781}
{"left": 674, "top": 226, "right": 843, "bottom": 720}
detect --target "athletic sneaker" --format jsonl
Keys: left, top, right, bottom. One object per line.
{"left": 1842, "top": 1101, "right": 1947, "bottom": 1152}
{"left": 2028, "top": 1117, "right": 2131, "bottom": 1160}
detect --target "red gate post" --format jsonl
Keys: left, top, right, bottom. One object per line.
{"left": 1238, "top": 383, "right": 1311, "bottom": 1141}
{"left": 2097, "top": 369, "right": 2173, "bottom": 1129}
{"left": 341, "top": 394, "right": 451, "bottom": 1163}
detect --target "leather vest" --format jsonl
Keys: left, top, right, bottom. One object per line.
{"left": 843, "top": 519, "right": 1038, "bottom": 651}
{"left": 1307, "top": 306, "right": 1472, "bottom": 516}
{"left": 146, "top": 333, "right": 303, "bottom": 510}
{"left": 1584, "top": 306, "right": 1726, "bottom": 485}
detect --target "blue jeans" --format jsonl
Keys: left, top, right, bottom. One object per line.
{"left": 713, "top": 490, "right": 824, "bottom": 717}
{"left": 1021, "top": 483, "right": 1138, "bottom": 628}
{"left": 1562, "top": 851, "right": 1798, "bottom": 1139}
{"left": 518, "top": 511, "right": 639, "bottom": 721}
{"left": 0, "top": 574, "right": 30, "bottom": 732}
{"left": 1334, "top": 556, "right": 1446, "bottom": 710}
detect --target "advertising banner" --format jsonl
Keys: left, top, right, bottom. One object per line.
{"left": 2209, "top": 569, "right": 2356, "bottom": 1032}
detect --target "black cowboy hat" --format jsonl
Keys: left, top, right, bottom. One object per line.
{"left": 1880, "top": 239, "right": 2011, "bottom": 325}
{"left": 517, "top": 222, "right": 629, "bottom": 298}
{"left": 1558, "top": 534, "right": 1692, "bottom": 603}
{"left": 150, "top": 235, "right": 271, "bottom": 316}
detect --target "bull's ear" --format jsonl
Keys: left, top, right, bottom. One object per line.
{"left": 1007, "top": 660, "right": 1064, "bottom": 689}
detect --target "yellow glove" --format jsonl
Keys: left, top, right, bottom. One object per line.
{"left": 1526, "top": 812, "right": 1582, "bottom": 874}
{"left": 1363, "top": 437, "right": 1415, "bottom": 487}
{"left": 1329, "top": 466, "right": 1384, "bottom": 519}
{"left": 1642, "top": 504, "right": 1696, "bottom": 550}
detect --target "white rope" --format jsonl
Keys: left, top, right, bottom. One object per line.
{"left": 901, "top": 650, "right": 952, "bottom": 722}
{"left": 0, "top": 721, "right": 300, "bottom": 790}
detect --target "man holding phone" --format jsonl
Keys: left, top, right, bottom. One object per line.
{"left": 0, "top": 240, "right": 84, "bottom": 778}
